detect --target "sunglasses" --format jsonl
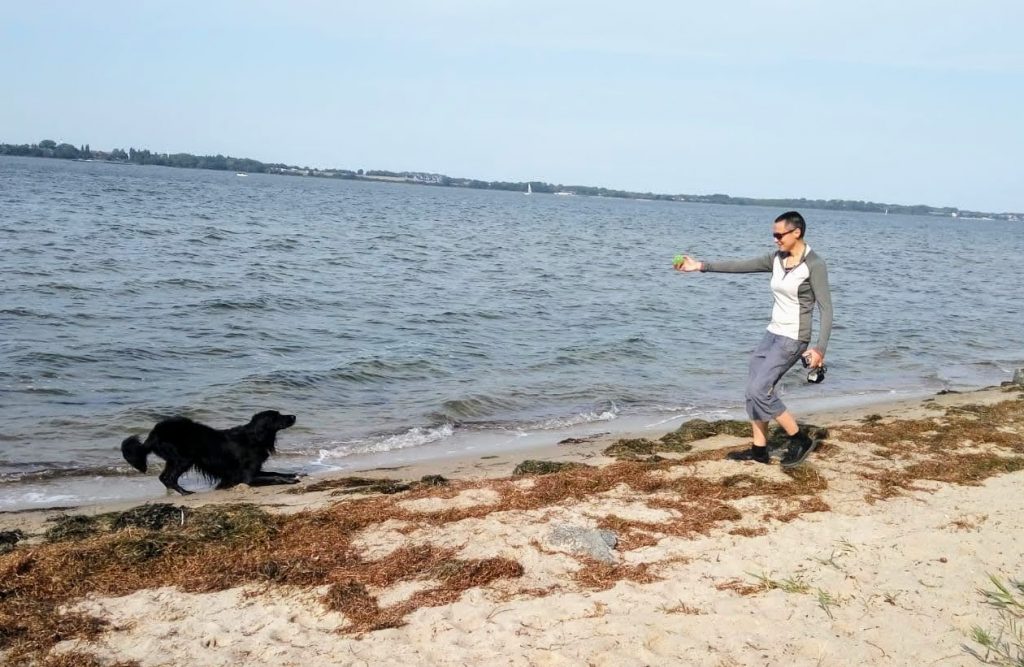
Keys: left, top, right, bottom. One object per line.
{"left": 773, "top": 229, "right": 797, "bottom": 240}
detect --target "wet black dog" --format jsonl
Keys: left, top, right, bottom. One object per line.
{"left": 121, "top": 410, "right": 299, "bottom": 495}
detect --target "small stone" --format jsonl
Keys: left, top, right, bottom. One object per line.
{"left": 0, "top": 530, "right": 25, "bottom": 554}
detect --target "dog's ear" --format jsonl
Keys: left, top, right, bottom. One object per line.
{"left": 249, "top": 413, "right": 278, "bottom": 448}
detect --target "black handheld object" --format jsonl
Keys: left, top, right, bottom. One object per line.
{"left": 800, "top": 354, "right": 827, "bottom": 384}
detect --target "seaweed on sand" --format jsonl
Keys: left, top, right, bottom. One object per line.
{"left": 602, "top": 418, "right": 828, "bottom": 460}
{"left": 512, "top": 460, "right": 588, "bottom": 476}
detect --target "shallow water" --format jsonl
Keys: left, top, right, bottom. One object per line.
{"left": 2, "top": 156, "right": 1022, "bottom": 509}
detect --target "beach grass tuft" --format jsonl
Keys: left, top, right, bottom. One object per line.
{"left": 659, "top": 600, "right": 704, "bottom": 615}
{"left": 963, "top": 574, "right": 1024, "bottom": 666}
{"left": 748, "top": 571, "right": 810, "bottom": 594}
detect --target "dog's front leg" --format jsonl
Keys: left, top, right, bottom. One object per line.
{"left": 256, "top": 470, "right": 301, "bottom": 480}
{"left": 248, "top": 473, "right": 300, "bottom": 486}
{"left": 159, "top": 460, "right": 194, "bottom": 495}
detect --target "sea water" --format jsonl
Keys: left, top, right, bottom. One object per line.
{"left": 2, "top": 156, "right": 1022, "bottom": 509}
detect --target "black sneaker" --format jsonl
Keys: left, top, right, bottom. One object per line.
{"left": 780, "top": 432, "right": 818, "bottom": 468}
{"left": 726, "top": 445, "right": 770, "bottom": 464}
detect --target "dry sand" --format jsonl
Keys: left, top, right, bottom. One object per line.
{"left": 3, "top": 385, "right": 1023, "bottom": 666}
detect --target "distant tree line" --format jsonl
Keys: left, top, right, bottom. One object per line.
{"left": 678, "top": 194, "right": 962, "bottom": 217}
{"left": 1, "top": 138, "right": 1018, "bottom": 220}
{"left": 0, "top": 139, "right": 279, "bottom": 174}
{"left": 1, "top": 139, "right": 94, "bottom": 160}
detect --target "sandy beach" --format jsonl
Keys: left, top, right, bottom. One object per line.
{"left": 2, "top": 384, "right": 1023, "bottom": 666}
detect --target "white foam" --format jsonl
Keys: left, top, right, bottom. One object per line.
{"left": 0, "top": 476, "right": 165, "bottom": 512}
{"left": 317, "top": 423, "right": 456, "bottom": 460}
{"left": 528, "top": 404, "right": 619, "bottom": 430}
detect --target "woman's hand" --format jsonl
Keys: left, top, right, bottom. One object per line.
{"left": 674, "top": 255, "right": 703, "bottom": 272}
{"left": 803, "top": 348, "right": 825, "bottom": 368}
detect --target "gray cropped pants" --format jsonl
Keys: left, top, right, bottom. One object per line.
{"left": 745, "top": 331, "right": 807, "bottom": 421}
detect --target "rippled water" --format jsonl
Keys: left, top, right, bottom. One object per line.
{"left": 2, "top": 156, "right": 1022, "bottom": 508}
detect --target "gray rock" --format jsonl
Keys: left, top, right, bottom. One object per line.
{"left": 1014, "top": 368, "right": 1024, "bottom": 386}
{"left": 548, "top": 524, "right": 618, "bottom": 563}
{"left": 0, "top": 529, "right": 25, "bottom": 554}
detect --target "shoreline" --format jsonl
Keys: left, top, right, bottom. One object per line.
{"left": 0, "top": 385, "right": 947, "bottom": 516}
{"left": 0, "top": 384, "right": 1008, "bottom": 531}
{"left": 5, "top": 153, "right": 1020, "bottom": 221}
{"left": 2, "top": 383, "right": 1023, "bottom": 666}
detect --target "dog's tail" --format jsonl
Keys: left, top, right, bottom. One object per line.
{"left": 121, "top": 435, "right": 151, "bottom": 473}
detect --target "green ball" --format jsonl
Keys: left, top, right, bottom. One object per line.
{"left": 673, "top": 254, "right": 685, "bottom": 265}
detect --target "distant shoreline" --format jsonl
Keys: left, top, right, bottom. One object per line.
{"left": 1, "top": 145, "right": 1020, "bottom": 221}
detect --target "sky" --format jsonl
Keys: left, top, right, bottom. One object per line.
{"left": 2, "top": 1, "right": 1022, "bottom": 212}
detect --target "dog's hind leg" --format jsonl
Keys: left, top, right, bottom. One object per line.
{"left": 158, "top": 458, "right": 194, "bottom": 495}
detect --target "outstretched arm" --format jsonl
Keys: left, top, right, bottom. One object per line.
{"left": 674, "top": 253, "right": 775, "bottom": 273}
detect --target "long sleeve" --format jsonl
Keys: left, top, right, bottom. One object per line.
{"left": 701, "top": 253, "right": 775, "bottom": 273}
{"left": 806, "top": 255, "right": 833, "bottom": 354}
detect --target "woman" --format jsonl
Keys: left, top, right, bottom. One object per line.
{"left": 674, "top": 211, "right": 833, "bottom": 468}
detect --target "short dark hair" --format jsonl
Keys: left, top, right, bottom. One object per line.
{"left": 775, "top": 210, "right": 806, "bottom": 239}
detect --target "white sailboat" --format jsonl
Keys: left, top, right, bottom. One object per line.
{"left": 525, "top": 183, "right": 532, "bottom": 195}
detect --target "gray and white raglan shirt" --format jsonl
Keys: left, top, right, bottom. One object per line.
{"left": 702, "top": 247, "right": 833, "bottom": 354}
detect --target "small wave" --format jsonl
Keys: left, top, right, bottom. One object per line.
{"left": 93, "top": 346, "right": 172, "bottom": 361}
{"left": 316, "top": 423, "right": 456, "bottom": 459}
{"left": 525, "top": 402, "right": 620, "bottom": 430}
{"left": 335, "top": 358, "right": 447, "bottom": 384}
{"left": 433, "top": 393, "right": 526, "bottom": 420}
{"left": 0, "top": 385, "right": 73, "bottom": 397}
{"left": 243, "top": 369, "right": 332, "bottom": 389}
{"left": 198, "top": 228, "right": 238, "bottom": 241}
{"left": 0, "top": 307, "right": 60, "bottom": 320}
{"left": 37, "top": 282, "right": 105, "bottom": 294}
{"left": 154, "top": 277, "right": 209, "bottom": 289}
{"left": 531, "top": 336, "right": 661, "bottom": 371}
{"left": 0, "top": 463, "right": 136, "bottom": 484}
{"left": 17, "top": 351, "right": 100, "bottom": 365}
{"left": 195, "top": 296, "right": 278, "bottom": 311}
{"left": 243, "top": 358, "right": 447, "bottom": 389}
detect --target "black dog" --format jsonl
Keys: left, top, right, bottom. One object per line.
{"left": 121, "top": 410, "right": 299, "bottom": 495}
